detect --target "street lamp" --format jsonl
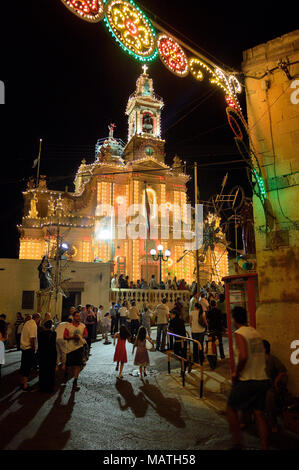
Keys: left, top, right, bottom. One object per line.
{"left": 150, "top": 245, "right": 171, "bottom": 285}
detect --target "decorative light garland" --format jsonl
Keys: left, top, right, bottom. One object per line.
{"left": 60, "top": 0, "right": 105, "bottom": 22}
{"left": 103, "top": 0, "right": 158, "bottom": 62}
{"left": 157, "top": 34, "right": 189, "bottom": 77}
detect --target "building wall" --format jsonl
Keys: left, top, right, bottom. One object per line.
{"left": 242, "top": 30, "right": 299, "bottom": 394}
{"left": 0, "top": 259, "right": 111, "bottom": 345}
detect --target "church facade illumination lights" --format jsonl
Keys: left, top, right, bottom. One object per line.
{"left": 18, "top": 69, "right": 228, "bottom": 284}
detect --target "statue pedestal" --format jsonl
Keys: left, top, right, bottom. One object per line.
{"left": 36, "top": 289, "right": 53, "bottom": 318}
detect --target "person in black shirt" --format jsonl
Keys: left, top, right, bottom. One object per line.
{"left": 206, "top": 300, "right": 225, "bottom": 359}
{"left": 38, "top": 320, "right": 57, "bottom": 393}
{"left": 168, "top": 311, "right": 187, "bottom": 361}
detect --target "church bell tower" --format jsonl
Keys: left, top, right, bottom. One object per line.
{"left": 124, "top": 66, "right": 165, "bottom": 163}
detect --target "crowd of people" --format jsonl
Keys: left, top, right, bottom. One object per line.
{"left": 111, "top": 273, "right": 225, "bottom": 297}
{"left": 0, "top": 287, "right": 290, "bottom": 450}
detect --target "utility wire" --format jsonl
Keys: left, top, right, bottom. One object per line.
{"left": 138, "top": 1, "right": 237, "bottom": 73}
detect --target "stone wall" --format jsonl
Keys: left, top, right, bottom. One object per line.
{"left": 242, "top": 30, "right": 299, "bottom": 394}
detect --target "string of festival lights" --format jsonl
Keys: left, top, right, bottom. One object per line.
{"left": 58, "top": 0, "right": 267, "bottom": 204}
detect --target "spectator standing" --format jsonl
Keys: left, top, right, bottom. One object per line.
{"left": 172, "top": 276, "right": 178, "bottom": 290}
{"left": 55, "top": 319, "right": 71, "bottom": 371}
{"left": 15, "top": 312, "right": 24, "bottom": 351}
{"left": 97, "top": 305, "right": 104, "bottom": 338}
{"left": 218, "top": 293, "right": 227, "bottom": 329}
{"left": 0, "top": 320, "right": 8, "bottom": 386}
{"left": 205, "top": 333, "right": 218, "bottom": 370}
{"left": 153, "top": 298, "right": 169, "bottom": 352}
{"left": 149, "top": 274, "right": 158, "bottom": 289}
{"left": 111, "top": 274, "right": 118, "bottom": 289}
{"left": 199, "top": 293, "right": 209, "bottom": 315}
{"left": 141, "top": 307, "right": 152, "bottom": 338}
{"left": 206, "top": 300, "right": 225, "bottom": 360}
{"left": 84, "top": 304, "right": 96, "bottom": 354}
{"left": 64, "top": 311, "right": 88, "bottom": 390}
{"left": 0, "top": 314, "right": 9, "bottom": 349}
{"left": 189, "top": 303, "right": 207, "bottom": 364}
{"left": 128, "top": 301, "right": 140, "bottom": 342}
{"left": 113, "top": 325, "right": 131, "bottom": 379}
{"left": 102, "top": 313, "right": 111, "bottom": 344}
{"left": 226, "top": 307, "right": 270, "bottom": 450}
{"left": 124, "top": 276, "right": 129, "bottom": 288}
{"left": 168, "top": 311, "right": 187, "bottom": 371}
{"left": 110, "top": 302, "right": 117, "bottom": 336}
{"left": 79, "top": 305, "right": 86, "bottom": 324}
{"left": 119, "top": 301, "right": 129, "bottom": 326}
{"left": 38, "top": 320, "right": 57, "bottom": 393}
{"left": 19, "top": 313, "right": 41, "bottom": 391}
{"left": 263, "top": 339, "right": 287, "bottom": 433}
{"left": 92, "top": 306, "right": 98, "bottom": 341}
{"left": 189, "top": 292, "right": 200, "bottom": 315}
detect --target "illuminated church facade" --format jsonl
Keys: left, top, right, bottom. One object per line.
{"left": 18, "top": 68, "right": 228, "bottom": 285}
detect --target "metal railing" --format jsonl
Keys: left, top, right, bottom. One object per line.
{"left": 166, "top": 332, "right": 204, "bottom": 397}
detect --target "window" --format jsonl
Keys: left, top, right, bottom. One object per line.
{"left": 22, "top": 291, "right": 35, "bottom": 310}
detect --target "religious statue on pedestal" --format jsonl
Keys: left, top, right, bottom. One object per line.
{"left": 38, "top": 255, "right": 53, "bottom": 290}
{"left": 28, "top": 193, "right": 38, "bottom": 218}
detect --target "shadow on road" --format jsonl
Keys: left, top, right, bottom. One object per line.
{"left": 115, "top": 379, "right": 148, "bottom": 418}
{"left": 16, "top": 387, "right": 75, "bottom": 450}
{"left": 139, "top": 379, "right": 186, "bottom": 428}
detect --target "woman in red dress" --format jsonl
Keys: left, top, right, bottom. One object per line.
{"left": 113, "top": 325, "right": 131, "bottom": 379}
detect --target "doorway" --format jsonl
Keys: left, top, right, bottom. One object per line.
{"left": 62, "top": 291, "right": 81, "bottom": 320}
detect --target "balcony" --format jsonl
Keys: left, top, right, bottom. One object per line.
{"left": 110, "top": 288, "right": 191, "bottom": 315}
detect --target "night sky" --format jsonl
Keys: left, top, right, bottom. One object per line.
{"left": 0, "top": 1, "right": 297, "bottom": 258}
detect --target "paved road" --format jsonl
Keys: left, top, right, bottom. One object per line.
{"left": 0, "top": 332, "right": 298, "bottom": 451}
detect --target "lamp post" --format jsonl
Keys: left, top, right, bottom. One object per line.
{"left": 150, "top": 245, "right": 171, "bottom": 285}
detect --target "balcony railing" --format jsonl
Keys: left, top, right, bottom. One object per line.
{"left": 110, "top": 288, "right": 191, "bottom": 313}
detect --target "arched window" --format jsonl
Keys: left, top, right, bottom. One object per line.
{"left": 142, "top": 112, "right": 154, "bottom": 134}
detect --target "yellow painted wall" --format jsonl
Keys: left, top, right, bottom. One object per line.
{"left": 242, "top": 30, "right": 299, "bottom": 394}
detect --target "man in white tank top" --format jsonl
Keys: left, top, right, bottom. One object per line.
{"left": 227, "top": 307, "right": 270, "bottom": 450}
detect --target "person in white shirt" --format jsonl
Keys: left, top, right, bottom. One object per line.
{"left": 227, "top": 306, "right": 270, "bottom": 450}
{"left": 97, "top": 305, "right": 104, "bottom": 338}
{"left": 55, "top": 319, "right": 72, "bottom": 371}
{"left": 199, "top": 293, "right": 209, "bottom": 314}
{"left": 111, "top": 274, "right": 118, "bottom": 289}
{"left": 189, "top": 292, "right": 200, "bottom": 315}
{"left": 153, "top": 298, "right": 169, "bottom": 351}
{"left": 64, "top": 311, "right": 88, "bottom": 390}
{"left": 19, "top": 313, "right": 41, "bottom": 391}
{"left": 0, "top": 320, "right": 8, "bottom": 386}
{"left": 119, "top": 301, "right": 129, "bottom": 327}
{"left": 189, "top": 302, "right": 208, "bottom": 364}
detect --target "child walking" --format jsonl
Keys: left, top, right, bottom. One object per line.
{"left": 132, "top": 326, "right": 153, "bottom": 379}
{"left": 103, "top": 312, "right": 111, "bottom": 345}
{"left": 205, "top": 333, "right": 219, "bottom": 370}
{"left": 113, "top": 325, "right": 131, "bottom": 379}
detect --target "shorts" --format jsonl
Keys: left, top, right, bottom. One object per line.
{"left": 66, "top": 347, "right": 84, "bottom": 367}
{"left": 20, "top": 349, "right": 35, "bottom": 377}
{"left": 227, "top": 379, "right": 270, "bottom": 411}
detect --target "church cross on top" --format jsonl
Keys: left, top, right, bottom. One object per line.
{"left": 142, "top": 64, "right": 148, "bottom": 75}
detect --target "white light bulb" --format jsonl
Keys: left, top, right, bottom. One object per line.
{"left": 157, "top": 244, "right": 163, "bottom": 252}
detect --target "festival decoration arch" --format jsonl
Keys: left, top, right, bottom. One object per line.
{"left": 59, "top": 0, "right": 267, "bottom": 209}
